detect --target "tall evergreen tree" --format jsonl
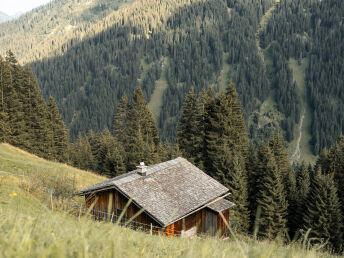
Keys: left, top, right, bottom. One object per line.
{"left": 303, "top": 171, "right": 343, "bottom": 253}
{"left": 294, "top": 163, "right": 310, "bottom": 232}
{"left": 0, "top": 57, "right": 12, "bottom": 142}
{"left": 324, "top": 135, "right": 344, "bottom": 218}
{"left": 47, "top": 96, "right": 69, "bottom": 162}
{"left": 177, "top": 87, "right": 202, "bottom": 166}
{"left": 256, "top": 145, "right": 288, "bottom": 239}
{"left": 123, "top": 87, "right": 161, "bottom": 170}
{"left": 215, "top": 149, "right": 250, "bottom": 233}
{"left": 205, "top": 80, "right": 248, "bottom": 177}
{"left": 113, "top": 94, "right": 128, "bottom": 144}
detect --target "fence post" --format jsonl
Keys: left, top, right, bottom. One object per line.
{"left": 150, "top": 223, "right": 153, "bottom": 235}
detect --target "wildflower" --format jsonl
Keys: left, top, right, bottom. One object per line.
{"left": 9, "top": 192, "right": 17, "bottom": 197}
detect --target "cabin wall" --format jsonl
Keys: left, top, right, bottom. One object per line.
{"left": 85, "top": 191, "right": 231, "bottom": 237}
{"left": 85, "top": 190, "right": 161, "bottom": 232}
{"left": 164, "top": 208, "right": 231, "bottom": 237}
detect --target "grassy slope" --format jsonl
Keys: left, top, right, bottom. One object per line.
{"left": 217, "top": 53, "right": 232, "bottom": 93}
{"left": 148, "top": 59, "right": 168, "bottom": 121}
{"left": 0, "top": 143, "right": 333, "bottom": 257}
{"left": 287, "top": 58, "right": 316, "bottom": 164}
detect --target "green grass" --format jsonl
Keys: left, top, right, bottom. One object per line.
{"left": 148, "top": 59, "right": 169, "bottom": 121}
{"left": 218, "top": 52, "right": 232, "bottom": 93}
{"left": 0, "top": 143, "right": 333, "bottom": 257}
{"left": 287, "top": 58, "right": 317, "bottom": 164}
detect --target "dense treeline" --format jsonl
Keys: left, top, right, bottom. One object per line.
{"left": 29, "top": 0, "right": 276, "bottom": 143}
{"left": 2, "top": 53, "right": 344, "bottom": 253}
{"left": 260, "top": 0, "right": 344, "bottom": 153}
{"left": 177, "top": 81, "right": 344, "bottom": 253}
{"left": 0, "top": 51, "right": 69, "bottom": 161}
{"left": 71, "top": 87, "right": 181, "bottom": 177}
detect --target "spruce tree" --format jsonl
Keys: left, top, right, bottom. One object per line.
{"left": 215, "top": 147, "right": 250, "bottom": 233}
{"left": 326, "top": 135, "right": 344, "bottom": 219}
{"left": 47, "top": 96, "right": 69, "bottom": 162}
{"left": 72, "top": 133, "right": 94, "bottom": 171}
{"left": 177, "top": 87, "right": 202, "bottom": 166}
{"left": 256, "top": 146, "right": 288, "bottom": 239}
{"left": 0, "top": 57, "right": 12, "bottom": 142}
{"left": 21, "top": 66, "right": 52, "bottom": 158}
{"left": 303, "top": 171, "right": 343, "bottom": 253}
{"left": 113, "top": 94, "right": 128, "bottom": 144}
{"left": 123, "top": 87, "right": 161, "bottom": 170}
{"left": 205, "top": 80, "right": 248, "bottom": 177}
{"left": 95, "top": 129, "right": 126, "bottom": 177}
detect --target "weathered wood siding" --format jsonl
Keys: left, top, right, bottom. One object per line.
{"left": 85, "top": 189, "right": 161, "bottom": 232}
{"left": 85, "top": 190, "right": 231, "bottom": 237}
{"left": 164, "top": 208, "right": 230, "bottom": 237}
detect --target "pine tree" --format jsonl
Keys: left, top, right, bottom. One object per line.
{"left": 2, "top": 52, "right": 25, "bottom": 146}
{"left": 21, "top": 66, "right": 52, "bottom": 158}
{"left": 256, "top": 146, "right": 288, "bottom": 239}
{"left": 47, "top": 96, "right": 69, "bottom": 162}
{"left": 205, "top": 81, "right": 248, "bottom": 178}
{"left": 177, "top": 87, "right": 202, "bottom": 166}
{"left": 113, "top": 94, "right": 128, "bottom": 144}
{"left": 214, "top": 148, "right": 250, "bottom": 233}
{"left": 325, "top": 135, "right": 344, "bottom": 219}
{"left": 294, "top": 162, "right": 310, "bottom": 234}
{"left": 0, "top": 57, "right": 12, "bottom": 142}
{"left": 95, "top": 129, "right": 125, "bottom": 177}
{"left": 303, "top": 171, "right": 343, "bottom": 252}
{"left": 123, "top": 87, "right": 161, "bottom": 170}
{"left": 72, "top": 133, "right": 94, "bottom": 171}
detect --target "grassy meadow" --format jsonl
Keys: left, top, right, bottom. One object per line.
{"left": 0, "top": 144, "right": 334, "bottom": 257}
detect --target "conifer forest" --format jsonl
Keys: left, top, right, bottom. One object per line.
{"left": 1, "top": 0, "right": 344, "bottom": 254}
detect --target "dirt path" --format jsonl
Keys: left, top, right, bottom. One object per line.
{"left": 291, "top": 106, "right": 306, "bottom": 163}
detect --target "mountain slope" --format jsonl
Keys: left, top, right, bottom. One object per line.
{"left": 1, "top": 0, "right": 343, "bottom": 161}
{"left": 0, "top": 143, "right": 333, "bottom": 257}
{"left": 0, "top": 0, "right": 134, "bottom": 63}
{"left": 26, "top": 0, "right": 275, "bottom": 142}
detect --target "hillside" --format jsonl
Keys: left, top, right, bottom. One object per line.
{"left": 0, "top": 0, "right": 134, "bottom": 63}
{"left": 0, "top": 0, "right": 343, "bottom": 163}
{"left": 0, "top": 143, "right": 334, "bottom": 257}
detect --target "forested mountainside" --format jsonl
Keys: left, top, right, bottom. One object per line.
{"left": 28, "top": 0, "right": 276, "bottom": 142}
{"left": 260, "top": 0, "right": 344, "bottom": 155}
{"left": 0, "top": 0, "right": 343, "bottom": 159}
{"left": 0, "top": 0, "right": 134, "bottom": 63}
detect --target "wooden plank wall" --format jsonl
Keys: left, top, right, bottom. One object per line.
{"left": 217, "top": 209, "right": 230, "bottom": 236}
{"left": 85, "top": 189, "right": 161, "bottom": 233}
{"left": 85, "top": 191, "right": 231, "bottom": 237}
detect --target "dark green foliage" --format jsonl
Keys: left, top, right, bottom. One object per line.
{"left": 122, "top": 87, "right": 161, "bottom": 170}
{"left": 205, "top": 81, "right": 248, "bottom": 177}
{"left": 72, "top": 133, "right": 95, "bottom": 171}
{"left": 292, "top": 163, "right": 310, "bottom": 235}
{"left": 177, "top": 88, "right": 203, "bottom": 168}
{"left": 219, "top": 151, "right": 250, "bottom": 233}
{"left": 47, "top": 96, "right": 69, "bottom": 162}
{"left": 317, "top": 135, "right": 344, "bottom": 220}
{"left": 113, "top": 94, "right": 128, "bottom": 144}
{"left": 256, "top": 145, "right": 288, "bottom": 239}
{"left": 0, "top": 52, "right": 69, "bottom": 161}
{"left": 261, "top": 0, "right": 344, "bottom": 153}
{"left": 27, "top": 0, "right": 277, "bottom": 144}
{"left": 303, "top": 172, "right": 343, "bottom": 253}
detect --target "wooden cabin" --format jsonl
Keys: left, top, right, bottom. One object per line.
{"left": 78, "top": 158, "right": 235, "bottom": 237}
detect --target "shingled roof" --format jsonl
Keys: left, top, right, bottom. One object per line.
{"left": 78, "top": 157, "right": 233, "bottom": 227}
